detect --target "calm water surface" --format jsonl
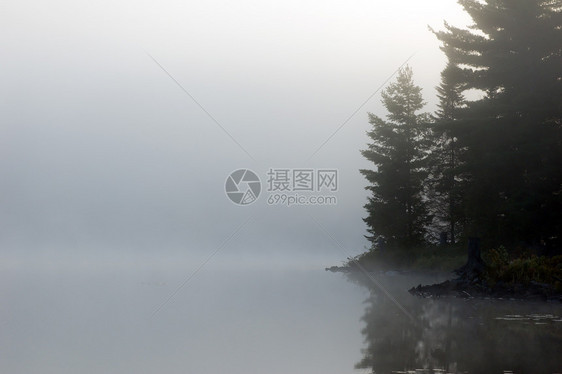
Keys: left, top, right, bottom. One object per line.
{"left": 1, "top": 255, "right": 561, "bottom": 373}
{"left": 0, "top": 254, "right": 366, "bottom": 374}
{"left": 353, "top": 272, "right": 562, "bottom": 374}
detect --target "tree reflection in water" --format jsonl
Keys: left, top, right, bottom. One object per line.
{"left": 353, "top": 274, "right": 562, "bottom": 374}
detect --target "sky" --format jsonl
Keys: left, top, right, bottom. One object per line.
{"left": 1, "top": 0, "right": 472, "bottom": 267}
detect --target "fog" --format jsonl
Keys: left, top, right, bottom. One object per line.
{"left": 0, "top": 261, "right": 368, "bottom": 373}
{"left": 1, "top": 1, "right": 476, "bottom": 372}
{"left": 1, "top": 0, "right": 472, "bottom": 256}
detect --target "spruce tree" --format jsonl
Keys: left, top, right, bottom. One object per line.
{"left": 432, "top": 0, "right": 562, "bottom": 248}
{"left": 361, "top": 66, "right": 431, "bottom": 248}
{"left": 428, "top": 63, "right": 467, "bottom": 245}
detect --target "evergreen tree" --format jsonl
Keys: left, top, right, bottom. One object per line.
{"left": 361, "top": 66, "right": 431, "bottom": 248}
{"left": 432, "top": 0, "right": 562, "bottom": 249}
{"left": 428, "top": 63, "right": 467, "bottom": 245}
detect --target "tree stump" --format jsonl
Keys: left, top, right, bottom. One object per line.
{"left": 439, "top": 231, "right": 448, "bottom": 246}
{"left": 454, "top": 237, "right": 486, "bottom": 283}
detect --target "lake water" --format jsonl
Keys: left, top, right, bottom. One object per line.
{"left": 1, "top": 254, "right": 561, "bottom": 373}
{"left": 351, "top": 272, "right": 562, "bottom": 374}
{"left": 0, "top": 254, "right": 367, "bottom": 374}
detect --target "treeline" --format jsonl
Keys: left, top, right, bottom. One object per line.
{"left": 361, "top": 0, "right": 562, "bottom": 253}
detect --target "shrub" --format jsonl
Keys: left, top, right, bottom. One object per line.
{"left": 483, "top": 247, "right": 562, "bottom": 285}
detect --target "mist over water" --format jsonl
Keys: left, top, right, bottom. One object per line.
{"left": 0, "top": 252, "right": 367, "bottom": 374}
{"left": 4, "top": 251, "right": 560, "bottom": 374}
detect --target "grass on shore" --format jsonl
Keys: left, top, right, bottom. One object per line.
{"left": 345, "top": 244, "right": 562, "bottom": 291}
{"left": 483, "top": 246, "right": 562, "bottom": 291}
{"left": 345, "top": 244, "right": 466, "bottom": 273}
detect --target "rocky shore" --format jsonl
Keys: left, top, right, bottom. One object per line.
{"left": 408, "top": 278, "right": 562, "bottom": 302}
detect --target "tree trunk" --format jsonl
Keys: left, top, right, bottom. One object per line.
{"left": 449, "top": 135, "right": 456, "bottom": 244}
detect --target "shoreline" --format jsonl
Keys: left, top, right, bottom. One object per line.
{"left": 327, "top": 266, "right": 562, "bottom": 302}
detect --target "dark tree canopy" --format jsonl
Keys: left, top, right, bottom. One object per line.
{"left": 427, "top": 63, "right": 467, "bottom": 245}
{"left": 431, "top": 0, "right": 562, "bottom": 249}
{"left": 361, "top": 0, "right": 561, "bottom": 253}
{"left": 361, "top": 66, "right": 431, "bottom": 248}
